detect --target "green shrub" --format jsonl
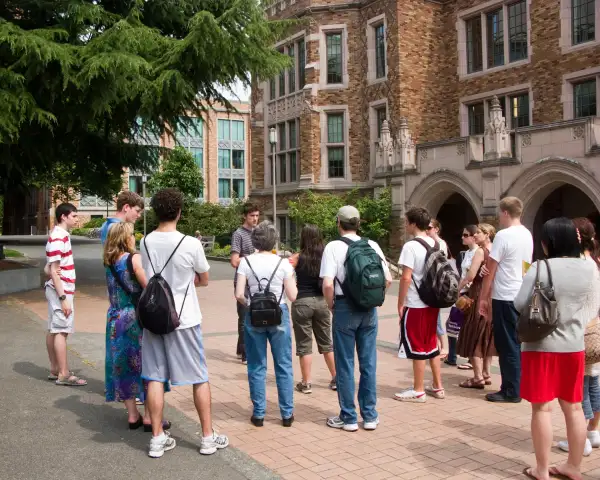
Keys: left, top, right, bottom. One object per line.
{"left": 210, "top": 243, "right": 231, "bottom": 258}
{"left": 71, "top": 227, "right": 90, "bottom": 236}
{"left": 84, "top": 217, "right": 105, "bottom": 228}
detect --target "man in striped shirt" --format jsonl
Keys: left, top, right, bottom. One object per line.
{"left": 45, "top": 202, "right": 87, "bottom": 386}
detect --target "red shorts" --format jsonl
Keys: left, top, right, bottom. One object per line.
{"left": 399, "top": 307, "right": 440, "bottom": 360}
{"left": 521, "top": 351, "right": 584, "bottom": 404}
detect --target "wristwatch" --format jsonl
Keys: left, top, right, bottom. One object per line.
{"left": 58, "top": 295, "right": 67, "bottom": 301}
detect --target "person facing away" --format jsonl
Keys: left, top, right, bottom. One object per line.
{"left": 320, "top": 206, "right": 392, "bottom": 432}
{"left": 45, "top": 202, "right": 87, "bottom": 387}
{"left": 479, "top": 196, "right": 533, "bottom": 403}
{"left": 289, "top": 224, "right": 337, "bottom": 394}
{"left": 140, "top": 188, "right": 228, "bottom": 458}
{"left": 235, "top": 221, "right": 298, "bottom": 428}
{"left": 99, "top": 191, "right": 145, "bottom": 245}
{"left": 230, "top": 202, "right": 260, "bottom": 365}
{"left": 396, "top": 207, "right": 445, "bottom": 403}
{"left": 515, "top": 217, "right": 600, "bottom": 480}
{"left": 427, "top": 218, "right": 450, "bottom": 361}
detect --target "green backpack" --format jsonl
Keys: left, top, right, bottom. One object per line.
{"left": 337, "top": 237, "right": 387, "bottom": 311}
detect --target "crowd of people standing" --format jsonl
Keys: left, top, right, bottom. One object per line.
{"left": 42, "top": 189, "right": 600, "bottom": 479}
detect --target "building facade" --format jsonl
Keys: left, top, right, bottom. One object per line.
{"left": 250, "top": 0, "right": 600, "bottom": 256}
{"left": 54, "top": 101, "right": 252, "bottom": 227}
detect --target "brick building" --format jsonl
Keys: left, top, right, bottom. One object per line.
{"left": 53, "top": 101, "right": 251, "bottom": 227}
{"left": 250, "top": 0, "right": 600, "bottom": 256}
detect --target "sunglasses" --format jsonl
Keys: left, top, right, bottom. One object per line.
{"left": 427, "top": 226, "right": 434, "bottom": 230}
{"left": 462, "top": 233, "right": 472, "bottom": 238}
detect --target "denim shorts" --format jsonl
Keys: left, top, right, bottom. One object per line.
{"left": 583, "top": 375, "right": 600, "bottom": 420}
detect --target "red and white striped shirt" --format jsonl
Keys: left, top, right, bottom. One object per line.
{"left": 45, "top": 226, "right": 76, "bottom": 295}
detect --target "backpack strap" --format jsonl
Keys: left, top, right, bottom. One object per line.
{"left": 244, "top": 257, "right": 263, "bottom": 292}
{"left": 409, "top": 237, "right": 437, "bottom": 289}
{"left": 142, "top": 235, "right": 156, "bottom": 275}
{"left": 265, "top": 257, "right": 284, "bottom": 295}
{"left": 334, "top": 236, "right": 356, "bottom": 293}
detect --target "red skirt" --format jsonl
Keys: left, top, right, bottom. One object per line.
{"left": 521, "top": 351, "right": 584, "bottom": 404}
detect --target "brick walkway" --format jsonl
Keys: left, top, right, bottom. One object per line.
{"left": 8, "top": 281, "right": 600, "bottom": 479}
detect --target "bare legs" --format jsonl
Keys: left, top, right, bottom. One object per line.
{"left": 124, "top": 399, "right": 140, "bottom": 423}
{"left": 299, "top": 352, "right": 336, "bottom": 384}
{"left": 529, "top": 402, "right": 553, "bottom": 480}
{"left": 323, "top": 352, "right": 336, "bottom": 380}
{"left": 430, "top": 356, "right": 443, "bottom": 389}
{"left": 193, "top": 382, "right": 214, "bottom": 438}
{"left": 50, "top": 332, "right": 70, "bottom": 377}
{"left": 471, "top": 356, "right": 484, "bottom": 381}
{"left": 46, "top": 333, "right": 58, "bottom": 374}
{"left": 551, "top": 400, "right": 586, "bottom": 480}
{"left": 146, "top": 380, "right": 165, "bottom": 437}
{"left": 412, "top": 356, "right": 443, "bottom": 392}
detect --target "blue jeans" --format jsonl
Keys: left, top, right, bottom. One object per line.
{"left": 244, "top": 304, "right": 294, "bottom": 419}
{"left": 332, "top": 298, "right": 378, "bottom": 425}
{"left": 447, "top": 336, "right": 457, "bottom": 365}
{"left": 583, "top": 375, "right": 600, "bottom": 420}
{"left": 492, "top": 299, "right": 521, "bottom": 398}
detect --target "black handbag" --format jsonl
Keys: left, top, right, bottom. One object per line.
{"left": 245, "top": 257, "right": 284, "bottom": 327}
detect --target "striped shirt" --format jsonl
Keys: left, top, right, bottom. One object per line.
{"left": 45, "top": 226, "right": 76, "bottom": 294}
{"left": 231, "top": 226, "right": 255, "bottom": 288}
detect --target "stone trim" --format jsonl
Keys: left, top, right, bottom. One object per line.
{"left": 561, "top": 66, "right": 600, "bottom": 120}
{"left": 319, "top": 24, "right": 349, "bottom": 90}
{"left": 366, "top": 14, "right": 388, "bottom": 85}
{"left": 560, "top": 0, "right": 600, "bottom": 54}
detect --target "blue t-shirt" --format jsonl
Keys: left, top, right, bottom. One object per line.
{"left": 99, "top": 217, "right": 123, "bottom": 245}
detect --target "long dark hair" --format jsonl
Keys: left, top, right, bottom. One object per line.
{"left": 541, "top": 217, "right": 582, "bottom": 259}
{"left": 573, "top": 217, "right": 600, "bottom": 268}
{"left": 298, "top": 224, "right": 324, "bottom": 277}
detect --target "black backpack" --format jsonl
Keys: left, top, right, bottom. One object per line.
{"left": 137, "top": 235, "right": 191, "bottom": 335}
{"left": 411, "top": 238, "right": 460, "bottom": 308}
{"left": 245, "top": 257, "right": 284, "bottom": 327}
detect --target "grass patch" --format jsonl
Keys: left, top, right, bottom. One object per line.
{"left": 4, "top": 249, "right": 24, "bottom": 258}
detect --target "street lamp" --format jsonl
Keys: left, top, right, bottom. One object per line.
{"left": 142, "top": 174, "right": 148, "bottom": 236}
{"left": 269, "top": 127, "right": 278, "bottom": 252}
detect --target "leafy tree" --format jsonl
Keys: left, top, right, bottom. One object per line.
{"left": 288, "top": 189, "right": 392, "bottom": 248}
{"left": 147, "top": 147, "right": 203, "bottom": 201}
{"left": 178, "top": 201, "right": 242, "bottom": 240}
{"left": 0, "top": 0, "right": 291, "bottom": 228}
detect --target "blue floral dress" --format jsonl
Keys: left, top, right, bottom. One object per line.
{"left": 105, "top": 253, "right": 145, "bottom": 402}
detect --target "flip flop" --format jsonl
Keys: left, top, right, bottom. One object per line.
{"left": 56, "top": 375, "right": 87, "bottom": 386}
{"left": 483, "top": 375, "right": 492, "bottom": 385}
{"left": 457, "top": 363, "right": 473, "bottom": 370}
{"left": 459, "top": 378, "right": 485, "bottom": 390}
{"left": 522, "top": 467, "right": 539, "bottom": 479}
{"left": 548, "top": 466, "right": 578, "bottom": 480}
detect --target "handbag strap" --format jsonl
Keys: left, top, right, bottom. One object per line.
{"left": 108, "top": 255, "right": 134, "bottom": 297}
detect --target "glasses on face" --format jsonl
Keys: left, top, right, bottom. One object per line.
{"left": 462, "top": 233, "right": 471, "bottom": 238}
{"left": 427, "top": 226, "right": 434, "bottom": 230}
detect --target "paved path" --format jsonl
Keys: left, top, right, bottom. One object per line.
{"left": 4, "top": 277, "right": 600, "bottom": 479}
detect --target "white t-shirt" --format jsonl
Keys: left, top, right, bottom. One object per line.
{"left": 140, "top": 231, "right": 210, "bottom": 329}
{"left": 490, "top": 225, "right": 533, "bottom": 301}
{"left": 398, "top": 235, "right": 436, "bottom": 308}
{"left": 439, "top": 239, "right": 449, "bottom": 257}
{"left": 460, "top": 247, "right": 478, "bottom": 293}
{"left": 237, "top": 253, "right": 294, "bottom": 304}
{"left": 320, "top": 234, "right": 391, "bottom": 296}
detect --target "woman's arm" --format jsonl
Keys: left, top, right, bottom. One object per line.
{"left": 235, "top": 274, "right": 248, "bottom": 305}
{"left": 458, "top": 248, "right": 484, "bottom": 291}
{"left": 284, "top": 274, "right": 298, "bottom": 303}
{"left": 131, "top": 253, "right": 148, "bottom": 289}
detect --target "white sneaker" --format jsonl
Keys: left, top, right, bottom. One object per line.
{"left": 200, "top": 430, "right": 229, "bottom": 455}
{"left": 148, "top": 431, "right": 176, "bottom": 458}
{"left": 425, "top": 385, "right": 446, "bottom": 399}
{"left": 589, "top": 429, "right": 600, "bottom": 448}
{"left": 364, "top": 417, "right": 380, "bottom": 431}
{"left": 394, "top": 388, "right": 426, "bottom": 403}
{"left": 326, "top": 416, "right": 359, "bottom": 432}
{"left": 557, "top": 438, "right": 593, "bottom": 457}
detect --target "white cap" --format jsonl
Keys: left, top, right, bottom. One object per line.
{"left": 337, "top": 205, "right": 360, "bottom": 222}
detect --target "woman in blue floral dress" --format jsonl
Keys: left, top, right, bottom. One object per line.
{"left": 104, "top": 222, "right": 170, "bottom": 431}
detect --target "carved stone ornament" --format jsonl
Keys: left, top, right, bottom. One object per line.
{"left": 419, "top": 149, "right": 428, "bottom": 161}
{"left": 456, "top": 142, "right": 466, "bottom": 156}
{"left": 397, "top": 117, "right": 415, "bottom": 148}
{"left": 521, "top": 133, "right": 531, "bottom": 147}
{"left": 484, "top": 95, "right": 508, "bottom": 136}
{"left": 573, "top": 125, "right": 584, "bottom": 140}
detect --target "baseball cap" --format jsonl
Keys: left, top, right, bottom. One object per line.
{"left": 337, "top": 205, "right": 360, "bottom": 222}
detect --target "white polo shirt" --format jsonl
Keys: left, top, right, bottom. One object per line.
{"left": 319, "top": 234, "right": 391, "bottom": 295}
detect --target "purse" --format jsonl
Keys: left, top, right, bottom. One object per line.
{"left": 517, "top": 259, "right": 559, "bottom": 343}
{"left": 585, "top": 321, "right": 600, "bottom": 365}
{"left": 455, "top": 295, "right": 474, "bottom": 313}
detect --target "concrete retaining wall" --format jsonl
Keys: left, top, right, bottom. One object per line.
{"left": 0, "top": 264, "right": 41, "bottom": 295}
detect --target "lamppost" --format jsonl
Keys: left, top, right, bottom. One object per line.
{"left": 269, "top": 127, "right": 278, "bottom": 252}
{"left": 142, "top": 174, "right": 148, "bottom": 236}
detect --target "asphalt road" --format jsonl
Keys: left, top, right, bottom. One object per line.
{"left": 0, "top": 302, "right": 277, "bottom": 480}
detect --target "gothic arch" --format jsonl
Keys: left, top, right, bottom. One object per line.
{"left": 408, "top": 169, "right": 483, "bottom": 219}
{"left": 503, "top": 156, "right": 600, "bottom": 227}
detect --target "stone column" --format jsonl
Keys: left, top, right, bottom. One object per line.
{"left": 484, "top": 95, "right": 512, "bottom": 161}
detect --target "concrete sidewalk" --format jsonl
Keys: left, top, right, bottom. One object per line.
{"left": 0, "top": 302, "right": 277, "bottom": 480}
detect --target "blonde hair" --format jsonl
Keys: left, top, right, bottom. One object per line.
{"left": 478, "top": 223, "right": 496, "bottom": 241}
{"left": 499, "top": 196, "right": 523, "bottom": 218}
{"left": 103, "top": 222, "right": 135, "bottom": 266}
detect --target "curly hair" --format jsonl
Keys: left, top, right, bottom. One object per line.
{"left": 150, "top": 188, "right": 183, "bottom": 222}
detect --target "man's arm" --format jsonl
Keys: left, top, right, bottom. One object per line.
{"left": 230, "top": 252, "right": 241, "bottom": 269}
{"left": 478, "top": 258, "right": 498, "bottom": 317}
{"left": 49, "top": 261, "right": 72, "bottom": 316}
{"left": 322, "top": 277, "right": 335, "bottom": 311}
{"left": 193, "top": 240, "right": 210, "bottom": 287}
{"left": 397, "top": 266, "right": 412, "bottom": 316}
{"left": 230, "top": 231, "right": 242, "bottom": 268}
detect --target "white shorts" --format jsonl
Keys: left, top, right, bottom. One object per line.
{"left": 45, "top": 287, "right": 75, "bottom": 334}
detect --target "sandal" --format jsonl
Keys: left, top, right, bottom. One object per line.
{"left": 443, "top": 359, "right": 457, "bottom": 366}
{"left": 48, "top": 371, "right": 74, "bottom": 381}
{"left": 55, "top": 375, "right": 87, "bottom": 386}
{"left": 457, "top": 363, "right": 473, "bottom": 370}
{"left": 459, "top": 378, "right": 485, "bottom": 390}
{"left": 483, "top": 375, "right": 492, "bottom": 385}
{"left": 522, "top": 467, "right": 541, "bottom": 480}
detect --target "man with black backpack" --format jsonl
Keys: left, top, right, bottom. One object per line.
{"left": 320, "top": 206, "right": 392, "bottom": 432}
{"left": 139, "top": 188, "right": 228, "bottom": 458}
{"left": 395, "top": 207, "right": 459, "bottom": 403}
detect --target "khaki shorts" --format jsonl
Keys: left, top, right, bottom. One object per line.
{"left": 291, "top": 296, "right": 332, "bottom": 356}
{"left": 45, "top": 287, "right": 74, "bottom": 334}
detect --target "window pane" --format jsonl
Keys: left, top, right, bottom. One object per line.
{"left": 232, "top": 150, "right": 244, "bottom": 169}
{"left": 326, "top": 33, "right": 343, "bottom": 84}
{"left": 289, "top": 220, "right": 298, "bottom": 249}
{"left": 376, "top": 107, "right": 387, "bottom": 138}
{"left": 191, "top": 117, "right": 203, "bottom": 138}
{"left": 468, "top": 103, "right": 485, "bottom": 135}
{"left": 218, "top": 119, "right": 230, "bottom": 140}
{"left": 327, "top": 114, "right": 344, "bottom": 143}
{"left": 190, "top": 147, "right": 203, "bottom": 168}
{"left": 232, "top": 179, "right": 245, "bottom": 199}
{"left": 270, "top": 79, "right": 276, "bottom": 100}
{"left": 218, "top": 178, "right": 231, "bottom": 198}
{"left": 129, "top": 176, "right": 142, "bottom": 196}
{"left": 288, "top": 120, "right": 297, "bottom": 148}
{"left": 288, "top": 44, "right": 296, "bottom": 93}
{"left": 508, "top": 1, "right": 528, "bottom": 62}
{"left": 487, "top": 9, "right": 504, "bottom": 67}
{"left": 573, "top": 0, "right": 596, "bottom": 45}
{"left": 278, "top": 153, "right": 287, "bottom": 183}
{"left": 466, "top": 16, "right": 483, "bottom": 73}
{"left": 375, "top": 24, "right": 386, "bottom": 78}
{"left": 328, "top": 147, "right": 345, "bottom": 178}
{"left": 231, "top": 120, "right": 244, "bottom": 141}
{"left": 510, "top": 94, "right": 530, "bottom": 128}
{"left": 574, "top": 79, "right": 597, "bottom": 117}
{"left": 278, "top": 217, "right": 288, "bottom": 244}
{"left": 278, "top": 123, "right": 286, "bottom": 151}
{"left": 218, "top": 149, "right": 231, "bottom": 168}
{"left": 289, "top": 152, "right": 297, "bottom": 182}
{"left": 278, "top": 48, "right": 285, "bottom": 96}
{"left": 298, "top": 39, "right": 306, "bottom": 89}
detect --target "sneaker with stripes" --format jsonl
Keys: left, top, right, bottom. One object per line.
{"left": 394, "top": 388, "right": 426, "bottom": 403}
